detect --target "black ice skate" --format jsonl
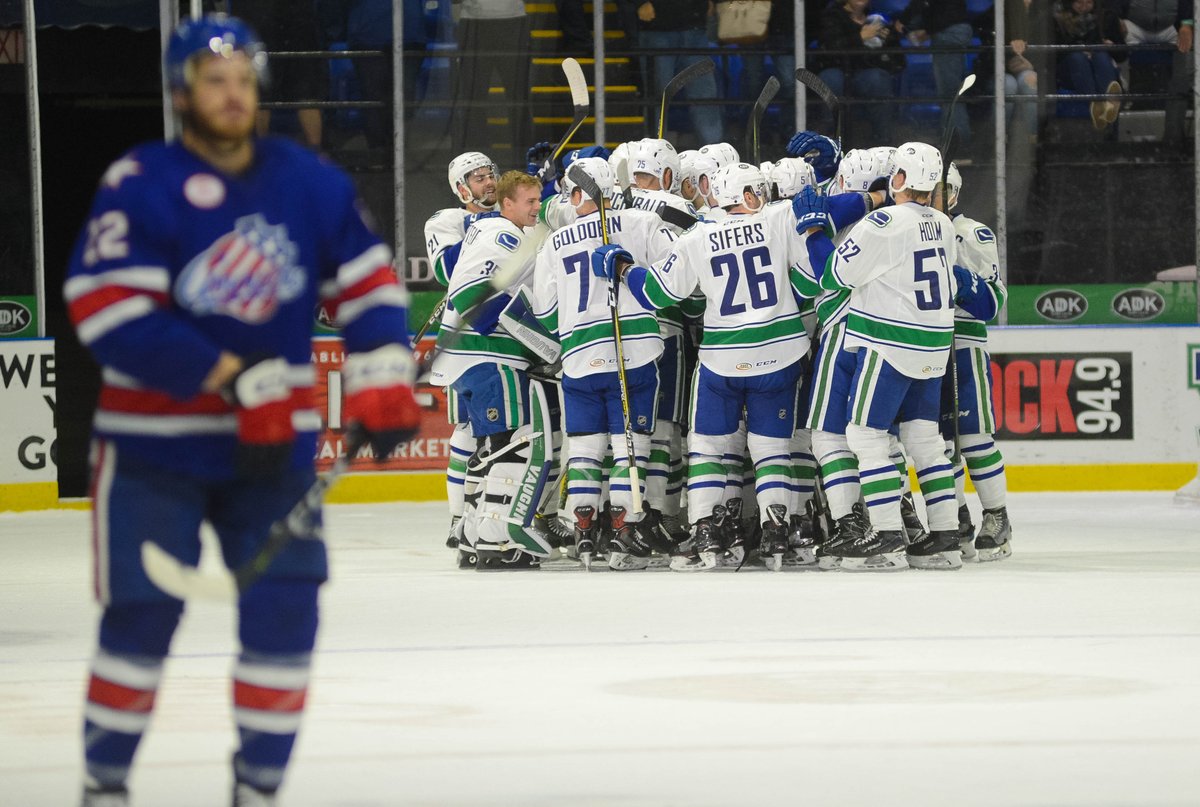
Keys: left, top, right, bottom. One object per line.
{"left": 572, "top": 505, "right": 599, "bottom": 570}
{"left": 446, "top": 515, "right": 460, "bottom": 549}
{"left": 784, "top": 508, "right": 819, "bottom": 568}
{"left": 720, "top": 499, "right": 747, "bottom": 567}
{"left": 759, "top": 504, "right": 790, "bottom": 572}
{"left": 957, "top": 503, "right": 976, "bottom": 560}
{"left": 838, "top": 523, "right": 909, "bottom": 572}
{"left": 474, "top": 543, "right": 541, "bottom": 571}
{"left": 817, "top": 502, "right": 870, "bottom": 570}
{"left": 900, "top": 491, "right": 928, "bottom": 546}
{"left": 607, "top": 506, "right": 654, "bottom": 571}
{"left": 642, "top": 506, "right": 678, "bottom": 555}
{"left": 975, "top": 506, "right": 1012, "bottom": 562}
{"left": 670, "top": 506, "right": 726, "bottom": 572}
{"left": 906, "top": 529, "right": 963, "bottom": 570}
{"left": 232, "top": 781, "right": 277, "bottom": 807}
{"left": 81, "top": 781, "right": 129, "bottom": 807}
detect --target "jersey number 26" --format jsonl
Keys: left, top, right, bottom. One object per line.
{"left": 710, "top": 246, "right": 777, "bottom": 316}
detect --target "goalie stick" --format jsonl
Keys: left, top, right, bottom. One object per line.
{"left": 656, "top": 58, "right": 716, "bottom": 139}
{"left": 748, "top": 76, "right": 781, "bottom": 166}
{"left": 141, "top": 427, "right": 369, "bottom": 601}
{"left": 939, "top": 72, "right": 976, "bottom": 465}
{"left": 794, "top": 68, "right": 843, "bottom": 147}
{"left": 567, "top": 162, "right": 643, "bottom": 517}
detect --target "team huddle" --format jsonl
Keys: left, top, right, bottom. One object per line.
{"left": 425, "top": 133, "right": 1014, "bottom": 573}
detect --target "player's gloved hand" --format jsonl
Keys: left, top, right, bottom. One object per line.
{"left": 785, "top": 131, "right": 842, "bottom": 183}
{"left": 343, "top": 344, "right": 422, "bottom": 459}
{"left": 591, "top": 244, "right": 634, "bottom": 280}
{"left": 526, "top": 141, "right": 554, "bottom": 176}
{"left": 563, "top": 145, "right": 612, "bottom": 168}
{"left": 791, "top": 185, "right": 830, "bottom": 233}
{"left": 221, "top": 355, "right": 296, "bottom": 478}
{"left": 464, "top": 210, "right": 499, "bottom": 229}
{"left": 953, "top": 264, "right": 980, "bottom": 303}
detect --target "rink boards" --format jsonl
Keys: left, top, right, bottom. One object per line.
{"left": 2, "top": 325, "right": 1198, "bottom": 510}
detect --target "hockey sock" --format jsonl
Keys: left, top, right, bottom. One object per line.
{"left": 899, "top": 420, "right": 958, "bottom": 531}
{"left": 446, "top": 424, "right": 474, "bottom": 519}
{"left": 748, "top": 432, "right": 795, "bottom": 516}
{"left": 950, "top": 440, "right": 968, "bottom": 507}
{"left": 686, "top": 432, "right": 729, "bottom": 522}
{"left": 565, "top": 433, "right": 607, "bottom": 519}
{"left": 234, "top": 580, "right": 319, "bottom": 793}
{"left": 664, "top": 433, "right": 685, "bottom": 518}
{"left": 84, "top": 602, "right": 181, "bottom": 788}
{"left": 845, "top": 424, "right": 902, "bottom": 530}
{"left": 646, "top": 421, "right": 673, "bottom": 514}
{"left": 961, "top": 433, "right": 1008, "bottom": 510}
{"left": 889, "top": 437, "right": 911, "bottom": 494}
{"left": 610, "top": 431, "right": 649, "bottom": 521}
{"left": 791, "top": 428, "right": 817, "bottom": 514}
{"left": 811, "top": 429, "right": 860, "bottom": 520}
{"left": 722, "top": 424, "right": 748, "bottom": 516}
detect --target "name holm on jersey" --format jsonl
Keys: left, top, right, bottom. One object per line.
{"left": 918, "top": 220, "right": 943, "bottom": 242}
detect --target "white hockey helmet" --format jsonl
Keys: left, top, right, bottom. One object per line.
{"left": 678, "top": 149, "right": 703, "bottom": 202}
{"left": 608, "top": 141, "right": 632, "bottom": 189}
{"left": 945, "top": 161, "right": 962, "bottom": 209}
{"left": 561, "top": 156, "right": 615, "bottom": 208}
{"left": 768, "top": 157, "right": 817, "bottom": 200}
{"left": 890, "top": 141, "right": 943, "bottom": 194}
{"left": 447, "top": 151, "right": 497, "bottom": 204}
{"left": 710, "top": 162, "right": 769, "bottom": 210}
{"left": 834, "top": 148, "right": 887, "bottom": 195}
{"left": 869, "top": 146, "right": 897, "bottom": 180}
{"left": 697, "top": 141, "right": 741, "bottom": 170}
{"left": 628, "top": 137, "right": 681, "bottom": 193}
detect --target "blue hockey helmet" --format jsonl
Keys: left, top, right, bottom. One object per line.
{"left": 165, "top": 14, "right": 268, "bottom": 91}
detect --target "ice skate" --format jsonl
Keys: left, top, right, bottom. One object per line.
{"left": 719, "top": 500, "right": 746, "bottom": 568}
{"left": 606, "top": 507, "right": 654, "bottom": 571}
{"left": 232, "top": 781, "right": 276, "bottom": 807}
{"left": 81, "top": 781, "right": 128, "bottom": 807}
{"left": 474, "top": 542, "right": 541, "bottom": 571}
{"left": 759, "top": 505, "right": 790, "bottom": 572}
{"left": 670, "top": 509, "right": 724, "bottom": 572}
{"left": 445, "top": 515, "right": 461, "bottom": 549}
{"left": 817, "top": 503, "right": 870, "bottom": 570}
{"left": 957, "top": 504, "right": 976, "bottom": 560}
{"left": 975, "top": 506, "right": 1012, "bottom": 562}
{"left": 906, "top": 529, "right": 963, "bottom": 570}
{"left": 572, "top": 505, "right": 599, "bottom": 570}
{"left": 783, "top": 500, "right": 821, "bottom": 568}
{"left": 900, "top": 491, "right": 928, "bottom": 546}
{"left": 641, "top": 506, "right": 677, "bottom": 555}
{"left": 838, "top": 527, "right": 909, "bottom": 572}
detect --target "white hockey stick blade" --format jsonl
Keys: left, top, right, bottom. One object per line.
{"left": 957, "top": 73, "right": 977, "bottom": 96}
{"left": 491, "top": 222, "right": 550, "bottom": 290}
{"left": 141, "top": 541, "right": 237, "bottom": 601}
{"left": 562, "top": 57, "right": 589, "bottom": 110}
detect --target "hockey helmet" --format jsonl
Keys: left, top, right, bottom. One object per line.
{"left": 447, "top": 151, "right": 498, "bottom": 205}
{"left": 710, "top": 163, "right": 768, "bottom": 210}
{"left": 562, "top": 157, "right": 615, "bottom": 207}
{"left": 628, "top": 138, "right": 681, "bottom": 193}
{"left": 608, "top": 141, "right": 632, "bottom": 189}
{"left": 944, "top": 161, "right": 962, "bottom": 209}
{"left": 768, "top": 158, "right": 817, "bottom": 200}
{"left": 834, "top": 148, "right": 888, "bottom": 195}
{"left": 890, "top": 141, "right": 943, "bottom": 194}
{"left": 697, "top": 142, "right": 741, "bottom": 170}
{"left": 165, "top": 14, "right": 268, "bottom": 91}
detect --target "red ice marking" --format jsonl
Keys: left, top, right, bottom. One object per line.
{"left": 88, "top": 676, "right": 156, "bottom": 713}
{"left": 233, "top": 681, "right": 307, "bottom": 712}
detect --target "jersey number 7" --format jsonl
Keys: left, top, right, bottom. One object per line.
{"left": 913, "top": 247, "right": 949, "bottom": 311}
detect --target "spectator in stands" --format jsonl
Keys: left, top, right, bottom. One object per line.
{"left": 626, "top": 0, "right": 723, "bottom": 145}
{"left": 735, "top": 0, "right": 797, "bottom": 118}
{"left": 1053, "top": 0, "right": 1126, "bottom": 130}
{"left": 317, "top": 0, "right": 427, "bottom": 149}
{"left": 1121, "top": 0, "right": 1195, "bottom": 144}
{"left": 894, "top": 0, "right": 974, "bottom": 145}
{"left": 1006, "top": 0, "right": 1041, "bottom": 139}
{"left": 234, "top": 0, "right": 328, "bottom": 149}
{"left": 815, "top": 0, "right": 904, "bottom": 145}
{"left": 452, "top": 1, "right": 533, "bottom": 166}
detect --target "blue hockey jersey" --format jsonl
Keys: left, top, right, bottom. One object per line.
{"left": 65, "top": 137, "right": 410, "bottom": 480}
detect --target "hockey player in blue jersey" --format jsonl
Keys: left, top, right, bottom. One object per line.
{"left": 66, "top": 15, "right": 420, "bottom": 806}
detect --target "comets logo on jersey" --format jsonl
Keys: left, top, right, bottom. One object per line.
{"left": 175, "top": 214, "right": 305, "bottom": 323}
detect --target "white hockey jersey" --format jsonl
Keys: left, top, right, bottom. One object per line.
{"left": 532, "top": 208, "right": 675, "bottom": 377}
{"left": 639, "top": 202, "right": 812, "bottom": 377}
{"left": 952, "top": 213, "right": 1006, "bottom": 349}
{"left": 430, "top": 216, "right": 538, "bottom": 386}
{"left": 424, "top": 207, "right": 471, "bottom": 287}
{"left": 826, "top": 202, "right": 957, "bottom": 379}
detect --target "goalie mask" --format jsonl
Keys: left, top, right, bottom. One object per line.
{"left": 710, "top": 163, "right": 768, "bottom": 210}
{"left": 448, "top": 151, "right": 499, "bottom": 208}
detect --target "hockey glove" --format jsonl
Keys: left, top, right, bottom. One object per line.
{"left": 526, "top": 141, "right": 554, "bottom": 176}
{"left": 792, "top": 186, "right": 830, "bottom": 233}
{"left": 785, "top": 131, "right": 842, "bottom": 183}
{"left": 221, "top": 355, "right": 296, "bottom": 478}
{"left": 563, "top": 145, "right": 612, "bottom": 168}
{"left": 464, "top": 210, "right": 500, "bottom": 229}
{"left": 591, "top": 244, "right": 634, "bottom": 281}
{"left": 343, "top": 343, "right": 422, "bottom": 459}
{"left": 953, "top": 264, "right": 980, "bottom": 304}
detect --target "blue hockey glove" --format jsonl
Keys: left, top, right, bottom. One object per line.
{"left": 785, "top": 131, "right": 842, "bottom": 183}
{"left": 953, "top": 264, "right": 980, "bottom": 303}
{"left": 526, "top": 141, "right": 553, "bottom": 176}
{"left": 591, "top": 244, "right": 634, "bottom": 280}
{"left": 563, "top": 145, "right": 612, "bottom": 168}
{"left": 464, "top": 210, "right": 499, "bottom": 229}
{"left": 792, "top": 186, "right": 830, "bottom": 233}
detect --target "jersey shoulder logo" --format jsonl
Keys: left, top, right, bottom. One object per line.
{"left": 974, "top": 226, "right": 995, "bottom": 244}
{"left": 866, "top": 210, "right": 892, "bottom": 228}
{"left": 175, "top": 214, "right": 304, "bottom": 324}
{"left": 496, "top": 231, "right": 520, "bottom": 251}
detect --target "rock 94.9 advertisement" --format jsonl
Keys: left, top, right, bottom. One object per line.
{"left": 989, "top": 352, "right": 1133, "bottom": 440}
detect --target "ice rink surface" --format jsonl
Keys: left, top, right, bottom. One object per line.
{"left": 2, "top": 491, "right": 1198, "bottom": 807}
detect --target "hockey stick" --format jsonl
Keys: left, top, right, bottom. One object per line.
{"left": 547, "top": 57, "right": 590, "bottom": 167}
{"left": 794, "top": 68, "right": 842, "bottom": 147}
{"left": 141, "top": 427, "right": 369, "bottom": 601}
{"left": 568, "top": 163, "right": 643, "bottom": 515}
{"left": 748, "top": 76, "right": 781, "bottom": 166}
{"left": 657, "top": 58, "right": 716, "bottom": 139}
{"left": 412, "top": 295, "right": 447, "bottom": 349}
{"left": 939, "top": 73, "right": 976, "bottom": 465}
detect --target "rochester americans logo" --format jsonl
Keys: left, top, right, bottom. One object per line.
{"left": 175, "top": 215, "right": 305, "bottom": 323}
